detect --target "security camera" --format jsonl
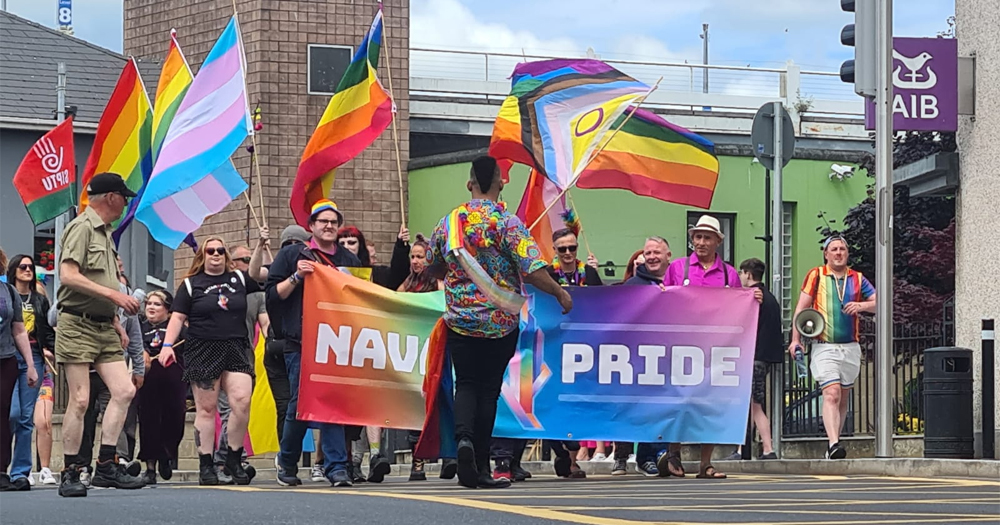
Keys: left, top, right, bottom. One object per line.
{"left": 829, "top": 164, "right": 855, "bottom": 180}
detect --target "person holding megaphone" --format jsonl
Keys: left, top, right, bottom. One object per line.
{"left": 789, "top": 236, "right": 876, "bottom": 460}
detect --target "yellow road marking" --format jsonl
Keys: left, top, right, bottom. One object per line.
{"left": 196, "top": 485, "right": 999, "bottom": 525}
{"left": 538, "top": 497, "right": 1000, "bottom": 510}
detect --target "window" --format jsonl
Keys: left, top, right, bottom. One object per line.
{"left": 308, "top": 44, "right": 354, "bottom": 95}
{"left": 686, "top": 212, "right": 736, "bottom": 265}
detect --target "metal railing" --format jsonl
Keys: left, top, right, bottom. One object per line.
{"left": 782, "top": 316, "right": 953, "bottom": 438}
{"left": 409, "top": 47, "right": 863, "bottom": 116}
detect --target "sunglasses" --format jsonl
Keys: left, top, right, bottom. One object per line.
{"left": 18, "top": 264, "right": 33, "bottom": 271}
{"left": 556, "top": 245, "right": 579, "bottom": 254}
{"left": 205, "top": 247, "right": 227, "bottom": 256}
{"left": 339, "top": 239, "right": 359, "bottom": 246}
{"left": 235, "top": 257, "right": 252, "bottom": 264}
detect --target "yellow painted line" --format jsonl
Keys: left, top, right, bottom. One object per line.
{"left": 196, "top": 485, "right": 1000, "bottom": 525}
{"left": 536, "top": 498, "right": 1000, "bottom": 510}
{"left": 416, "top": 486, "right": 998, "bottom": 500}
{"left": 544, "top": 505, "right": 993, "bottom": 519}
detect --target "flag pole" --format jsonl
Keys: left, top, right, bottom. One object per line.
{"left": 53, "top": 62, "right": 68, "bottom": 295}
{"left": 529, "top": 77, "right": 662, "bottom": 230}
{"left": 232, "top": 0, "right": 267, "bottom": 230}
{"left": 378, "top": 1, "right": 408, "bottom": 226}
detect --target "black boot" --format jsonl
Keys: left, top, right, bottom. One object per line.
{"left": 456, "top": 438, "right": 478, "bottom": 489}
{"left": 367, "top": 453, "right": 391, "bottom": 483}
{"left": 57, "top": 466, "right": 87, "bottom": 498}
{"left": 225, "top": 447, "right": 250, "bottom": 485}
{"left": 93, "top": 456, "right": 146, "bottom": 489}
{"left": 199, "top": 454, "right": 219, "bottom": 486}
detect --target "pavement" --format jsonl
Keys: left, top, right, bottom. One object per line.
{"left": 2, "top": 471, "right": 997, "bottom": 524}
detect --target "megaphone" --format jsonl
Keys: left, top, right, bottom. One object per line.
{"left": 794, "top": 308, "right": 825, "bottom": 340}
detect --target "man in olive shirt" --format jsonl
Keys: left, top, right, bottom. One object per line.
{"left": 56, "top": 173, "right": 144, "bottom": 497}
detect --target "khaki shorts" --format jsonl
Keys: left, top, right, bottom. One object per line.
{"left": 55, "top": 312, "right": 124, "bottom": 365}
{"left": 810, "top": 342, "right": 862, "bottom": 389}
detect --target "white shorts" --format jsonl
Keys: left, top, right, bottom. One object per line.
{"left": 810, "top": 342, "right": 862, "bottom": 389}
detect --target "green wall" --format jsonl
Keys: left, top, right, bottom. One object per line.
{"left": 408, "top": 155, "right": 869, "bottom": 290}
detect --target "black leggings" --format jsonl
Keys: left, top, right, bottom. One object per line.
{"left": 448, "top": 327, "right": 518, "bottom": 471}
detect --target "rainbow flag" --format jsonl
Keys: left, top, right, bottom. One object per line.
{"left": 576, "top": 107, "right": 720, "bottom": 209}
{"left": 135, "top": 16, "right": 251, "bottom": 248}
{"left": 290, "top": 5, "right": 392, "bottom": 227}
{"left": 516, "top": 169, "right": 567, "bottom": 263}
{"left": 489, "top": 59, "right": 648, "bottom": 189}
{"left": 151, "top": 29, "right": 193, "bottom": 162}
{"left": 78, "top": 58, "right": 152, "bottom": 220}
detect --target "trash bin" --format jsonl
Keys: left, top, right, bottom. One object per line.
{"left": 923, "top": 347, "right": 974, "bottom": 459}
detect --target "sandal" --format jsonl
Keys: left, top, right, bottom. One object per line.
{"left": 667, "top": 453, "right": 685, "bottom": 477}
{"left": 696, "top": 465, "right": 727, "bottom": 479}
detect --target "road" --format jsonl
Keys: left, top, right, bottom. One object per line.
{"left": 2, "top": 472, "right": 997, "bottom": 524}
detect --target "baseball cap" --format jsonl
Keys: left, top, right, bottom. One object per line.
{"left": 87, "top": 172, "right": 137, "bottom": 198}
{"left": 309, "top": 199, "right": 344, "bottom": 223}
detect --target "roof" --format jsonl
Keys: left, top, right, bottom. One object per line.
{"left": 0, "top": 10, "right": 161, "bottom": 125}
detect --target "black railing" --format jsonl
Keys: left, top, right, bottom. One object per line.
{"left": 782, "top": 313, "right": 953, "bottom": 438}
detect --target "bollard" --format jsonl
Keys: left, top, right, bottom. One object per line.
{"left": 983, "top": 319, "right": 995, "bottom": 460}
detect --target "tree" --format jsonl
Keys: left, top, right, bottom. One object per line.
{"left": 818, "top": 131, "right": 956, "bottom": 324}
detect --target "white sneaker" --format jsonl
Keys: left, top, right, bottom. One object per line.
{"left": 310, "top": 464, "right": 325, "bottom": 482}
{"left": 626, "top": 454, "right": 637, "bottom": 464}
{"left": 39, "top": 468, "right": 57, "bottom": 485}
{"left": 28, "top": 473, "right": 36, "bottom": 486}
{"left": 591, "top": 453, "right": 609, "bottom": 463}
{"left": 80, "top": 468, "right": 92, "bottom": 488}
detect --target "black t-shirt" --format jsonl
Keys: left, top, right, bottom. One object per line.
{"left": 753, "top": 283, "right": 785, "bottom": 364}
{"left": 141, "top": 318, "right": 188, "bottom": 360}
{"left": 172, "top": 271, "right": 260, "bottom": 341}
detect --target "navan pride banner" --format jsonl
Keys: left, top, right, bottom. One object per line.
{"left": 297, "top": 265, "right": 759, "bottom": 444}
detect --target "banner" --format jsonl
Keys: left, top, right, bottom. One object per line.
{"left": 298, "top": 265, "right": 759, "bottom": 444}
{"left": 13, "top": 117, "right": 76, "bottom": 225}
{"left": 298, "top": 265, "right": 444, "bottom": 429}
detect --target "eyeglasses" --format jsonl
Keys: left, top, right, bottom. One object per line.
{"left": 313, "top": 219, "right": 339, "bottom": 228}
{"left": 205, "top": 247, "right": 227, "bottom": 256}
{"left": 235, "top": 257, "right": 251, "bottom": 264}
{"left": 339, "top": 239, "right": 359, "bottom": 247}
{"left": 556, "top": 245, "right": 578, "bottom": 254}
{"left": 18, "top": 264, "right": 33, "bottom": 271}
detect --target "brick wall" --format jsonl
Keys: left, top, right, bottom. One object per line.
{"left": 124, "top": 0, "right": 410, "bottom": 284}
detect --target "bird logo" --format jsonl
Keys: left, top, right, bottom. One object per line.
{"left": 892, "top": 50, "right": 937, "bottom": 90}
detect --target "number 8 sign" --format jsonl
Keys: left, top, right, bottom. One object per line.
{"left": 58, "top": 0, "right": 72, "bottom": 26}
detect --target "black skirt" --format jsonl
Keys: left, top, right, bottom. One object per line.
{"left": 182, "top": 337, "right": 254, "bottom": 384}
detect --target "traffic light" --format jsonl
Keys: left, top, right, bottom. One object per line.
{"left": 840, "top": 0, "right": 876, "bottom": 97}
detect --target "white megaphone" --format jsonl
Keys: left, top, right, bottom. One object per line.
{"left": 794, "top": 308, "right": 825, "bottom": 341}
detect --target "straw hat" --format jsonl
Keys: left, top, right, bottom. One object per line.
{"left": 688, "top": 215, "right": 724, "bottom": 240}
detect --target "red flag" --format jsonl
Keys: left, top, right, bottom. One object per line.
{"left": 13, "top": 117, "right": 76, "bottom": 225}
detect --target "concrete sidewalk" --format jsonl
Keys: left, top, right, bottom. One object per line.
{"left": 164, "top": 457, "right": 998, "bottom": 483}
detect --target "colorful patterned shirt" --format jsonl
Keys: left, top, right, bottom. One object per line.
{"left": 430, "top": 199, "right": 546, "bottom": 339}
{"left": 801, "top": 265, "right": 876, "bottom": 344}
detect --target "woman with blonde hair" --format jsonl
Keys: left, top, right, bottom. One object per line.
{"left": 159, "top": 238, "right": 259, "bottom": 486}
{"left": 137, "top": 290, "right": 188, "bottom": 485}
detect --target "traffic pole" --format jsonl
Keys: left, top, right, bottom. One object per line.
{"left": 873, "top": 0, "right": 894, "bottom": 458}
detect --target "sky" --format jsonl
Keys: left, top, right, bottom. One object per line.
{"left": 5, "top": 0, "right": 954, "bottom": 71}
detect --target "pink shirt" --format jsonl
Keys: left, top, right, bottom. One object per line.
{"left": 665, "top": 253, "right": 742, "bottom": 289}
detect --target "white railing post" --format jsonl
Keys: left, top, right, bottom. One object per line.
{"left": 784, "top": 60, "right": 802, "bottom": 129}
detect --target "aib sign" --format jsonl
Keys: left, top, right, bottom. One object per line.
{"left": 865, "top": 38, "right": 958, "bottom": 132}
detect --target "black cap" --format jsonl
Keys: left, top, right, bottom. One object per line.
{"left": 87, "top": 172, "right": 137, "bottom": 198}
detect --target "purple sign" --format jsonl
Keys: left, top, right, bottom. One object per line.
{"left": 865, "top": 37, "right": 958, "bottom": 132}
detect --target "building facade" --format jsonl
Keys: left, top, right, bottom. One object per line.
{"left": 955, "top": 0, "right": 1000, "bottom": 458}
{"left": 123, "top": 0, "right": 410, "bottom": 280}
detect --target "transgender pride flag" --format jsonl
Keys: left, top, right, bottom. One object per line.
{"left": 135, "top": 16, "right": 252, "bottom": 248}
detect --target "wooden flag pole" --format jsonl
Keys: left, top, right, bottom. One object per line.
{"left": 232, "top": 0, "right": 267, "bottom": 229}
{"left": 528, "top": 77, "right": 662, "bottom": 230}
{"left": 379, "top": 3, "right": 408, "bottom": 225}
